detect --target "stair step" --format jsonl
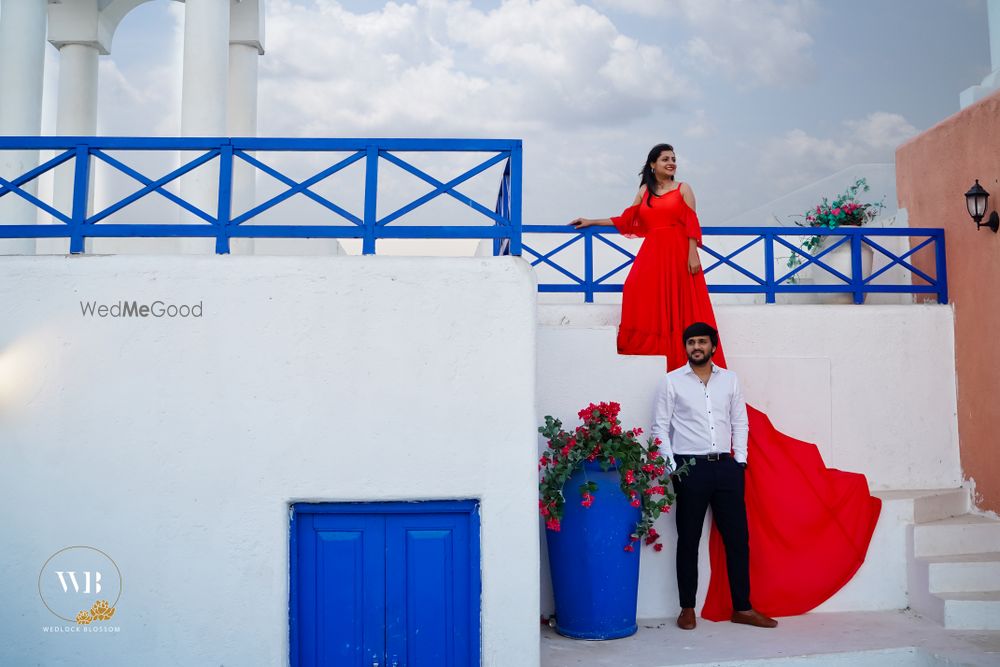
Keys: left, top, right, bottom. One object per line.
{"left": 921, "top": 552, "right": 1000, "bottom": 593}
{"left": 937, "top": 590, "right": 1000, "bottom": 629}
{"left": 913, "top": 514, "right": 1000, "bottom": 557}
{"left": 875, "top": 488, "right": 969, "bottom": 523}
{"left": 912, "top": 488, "right": 969, "bottom": 523}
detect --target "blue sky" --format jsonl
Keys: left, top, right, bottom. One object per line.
{"left": 39, "top": 0, "right": 992, "bottom": 226}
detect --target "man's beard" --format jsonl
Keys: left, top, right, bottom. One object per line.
{"left": 687, "top": 348, "right": 715, "bottom": 367}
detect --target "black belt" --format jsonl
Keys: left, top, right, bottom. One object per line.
{"left": 674, "top": 452, "right": 731, "bottom": 461}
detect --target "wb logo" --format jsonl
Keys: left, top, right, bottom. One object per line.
{"left": 55, "top": 571, "right": 102, "bottom": 594}
{"left": 39, "top": 547, "right": 122, "bottom": 623}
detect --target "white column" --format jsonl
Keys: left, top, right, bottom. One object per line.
{"left": 48, "top": 43, "right": 101, "bottom": 254}
{"left": 181, "top": 0, "right": 230, "bottom": 135}
{"left": 56, "top": 44, "right": 100, "bottom": 135}
{"left": 228, "top": 42, "right": 258, "bottom": 255}
{"left": 961, "top": 0, "right": 1000, "bottom": 108}
{"left": 179, "top": 0, "right": 230, "bottom": 253}
{"left": 228, "top": 44, "right": 259, "bottom": 137}
{"left": 0, "top": 0, "right": 47, "bottom": 255}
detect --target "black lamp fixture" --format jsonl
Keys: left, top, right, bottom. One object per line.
{"left": 965, "top": 179, "right": 998, "bottom": 233}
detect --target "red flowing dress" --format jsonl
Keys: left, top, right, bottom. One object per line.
{"left": 612, "top": 186, "right": 882, "bottom": 620}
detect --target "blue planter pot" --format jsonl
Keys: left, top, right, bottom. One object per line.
{"left": 546, "top": 461, "right": 641, "bottom": 640}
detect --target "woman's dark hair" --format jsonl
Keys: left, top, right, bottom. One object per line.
{"left": 640, "top": 143, "right": 674, "bottom": 207}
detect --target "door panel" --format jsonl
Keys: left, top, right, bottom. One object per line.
{"left": 385, "top": 513, "right": 472, "bottom": 667}
{"left": 295, "top": 514, "right": 385, "bottom": 667}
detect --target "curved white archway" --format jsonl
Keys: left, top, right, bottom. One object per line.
{"left": 46, "top": 0, "right": 264, "bottom": 137}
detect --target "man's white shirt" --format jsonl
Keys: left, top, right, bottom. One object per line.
{"left": 651, "top": 362, "right": 749, "bottom": 465}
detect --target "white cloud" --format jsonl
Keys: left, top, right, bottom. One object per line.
{"left": 759, "top": 112, "right": 918, "bottom": 192}
{"left": 597, "top": 0, "right": 817, "bottom": 87}
{"left": 844, "top": 112, "right": 920, "bottom": 153}
{"left": 258, "top": 0, "right": 692, "bottom": 137}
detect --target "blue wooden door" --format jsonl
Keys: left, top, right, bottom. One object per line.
{"left": 291, "top": 501, "right": 480, "bottom": 667}
{"left": 292, "top": 512, "right": 386, "bottom": 667}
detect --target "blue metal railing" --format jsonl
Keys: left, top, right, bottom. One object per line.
{"left": 521, "top": 225, "right": 948, "bottom": 304}
{"left": 0, "top": 136, "right": 522, "bottom": 255}
{"left": 1, "top": 136, "right": 947, "bottom": 304}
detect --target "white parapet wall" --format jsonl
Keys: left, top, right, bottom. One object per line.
{"left": 537, "top": 302, "right": 960, "bottom": 619}
{"left": 0, "top": 256, "right": 540, "bottom": 667}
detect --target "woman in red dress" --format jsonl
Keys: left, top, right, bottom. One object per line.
{"left": 571, "top": 143, "right": 881, "bottom": 622}
{"left": 571, "top": 143, "right": 719, "bottom": 366}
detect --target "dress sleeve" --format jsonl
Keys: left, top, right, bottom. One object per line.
{"left": 680, "top": 201, "right": 703, "bottom": 247}
{"left": 611, "top": 204, "right": 644, "bottom": 238}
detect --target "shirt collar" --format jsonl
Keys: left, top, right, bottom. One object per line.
{"left": 684, "top": 362, "right": 719, "bottom": 375}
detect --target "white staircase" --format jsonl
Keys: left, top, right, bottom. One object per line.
{"left": 908, "top": 489, "right": 1000, "bottom": 629}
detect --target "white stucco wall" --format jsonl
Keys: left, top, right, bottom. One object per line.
{"left": 0, "top": 256, "right": 540, "bottom": 667}
{"left": 536, "top": 303, "right": 959, "bottom": 619}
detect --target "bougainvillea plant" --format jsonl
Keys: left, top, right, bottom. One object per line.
{"left": 787, "top": 177, "right": 886, "bottom": 269}
{"left": 538, "top": 401, "right": 691, "bottom": 551}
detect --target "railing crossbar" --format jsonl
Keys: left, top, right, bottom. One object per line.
{"left": 0, "top": 149, "right": 77, "bottom": 223}
{"left": 862, "top": 236, "right": 937, "bottom": 286}
{"left": 773, "top": 234, "right": 852, "bottom": 284}
{"left": 89, "top": 149, "right": 219, "bottom": 225}
{"left": 378, "top": 150, "right": 507, "bottom": 226}
{"left": 522, "top": 238, "right": 586, "bottom": 285}
{"left": 594, "top": 257, "right": 635, "bottom": 285}
{"left": 701, "top": 235, "right": 766, "bottom": 285}
{"left": 593, "top": 232, "right": 636, "bottom": 261}
{"left": 231, "top": 150, "right": 365, "bottom": 226}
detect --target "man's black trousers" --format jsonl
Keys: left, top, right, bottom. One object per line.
{"left": 672, "top": 454, "right": 751, "bottom": 612}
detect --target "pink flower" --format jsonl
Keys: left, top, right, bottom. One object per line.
{"left": 633, "top": 427, "right": 643, "bottom": 436}
{"left": 581, "top": 493, "right": 593, "bottom": 508}
{"left": 545, "top": 518, "right": 561, "bottom": 532}
{"left": 832, "top": 207, "right": 842, "bottom": 216}
{"left": 623, "top": 544, "right": 634, "bottom": 552}
{"left": 625, "top": 470, "right": 636, "bottom": 484}
{"left": 654, "top": 543, "right": 664, "bottom": 552}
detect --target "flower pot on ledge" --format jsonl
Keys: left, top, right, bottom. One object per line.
{"left": 546, "top": 461, "right": 641, "bottom": 640}
{"left": 805, "top": 233, "right": 874, "bottom": 304}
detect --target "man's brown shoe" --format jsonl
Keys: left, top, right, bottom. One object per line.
{"left": 731, "top": 609, "right": 777, "bottom": 628}
{"left": 677, "top": 607, "right": 696, "bottom": 630}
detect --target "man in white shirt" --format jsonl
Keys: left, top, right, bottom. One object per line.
{"left": 652, "top": 322, "right": 777, "bottom": 631}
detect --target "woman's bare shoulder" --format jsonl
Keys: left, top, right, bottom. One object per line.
{"left": 632, "top": 184, "right": 647, "bottom": 206}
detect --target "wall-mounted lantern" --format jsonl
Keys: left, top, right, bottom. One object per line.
{"left": 965, "top": 180, "right": 998, "bottom": 233}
